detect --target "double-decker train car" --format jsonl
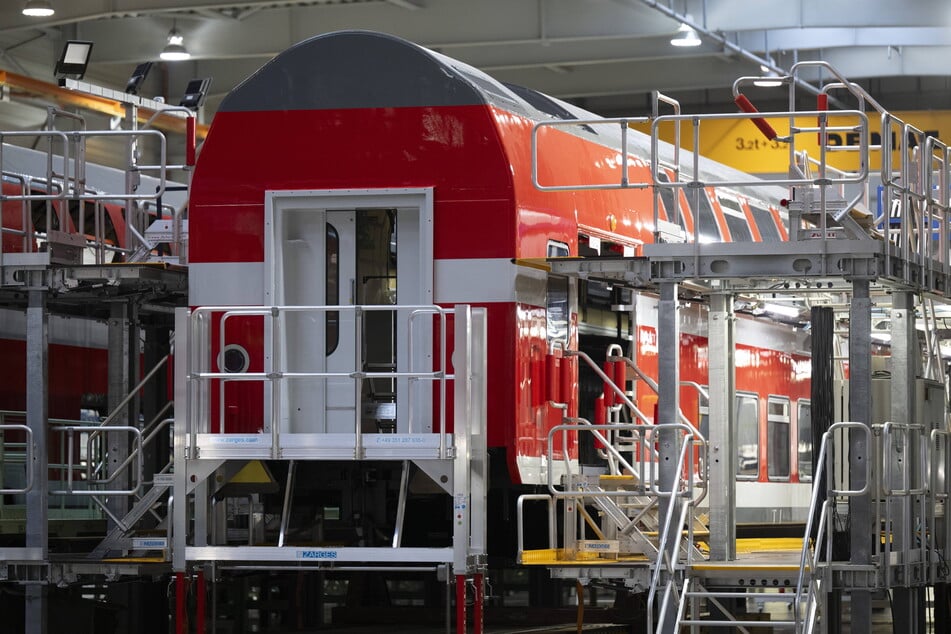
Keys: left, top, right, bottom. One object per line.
{"left": 186, "top": 26, "right": 814, "bottom": 552}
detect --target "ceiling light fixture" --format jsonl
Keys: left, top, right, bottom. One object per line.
{"left": 670, "top": 16, "right": 701, "bottom": 48}
{"left": 22, "top": 0, "right": 54, "bottom": 17}
{"left": 754, "top": 63, "right": 783, "bottom": 88}
{"left": 160, "top": 23, "right": 190, "bottom": 61}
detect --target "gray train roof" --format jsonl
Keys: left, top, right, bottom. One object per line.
{"left": 219, "top": 29, "right": 785, "bottom": 207}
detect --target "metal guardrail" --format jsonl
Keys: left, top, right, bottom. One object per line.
{"left": 0, "top": 424, "right": 33, "bottom": 494}
{"left": 188, "top": 304, "right": 457, "bottom": 460}
{"left": 794, "top": 422, "right": 872, "bottom": 632}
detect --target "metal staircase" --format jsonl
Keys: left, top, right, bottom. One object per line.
{"left": 88, "top": 474, "right": 172, "bottom": 559}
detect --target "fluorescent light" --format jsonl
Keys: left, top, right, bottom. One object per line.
{"left": 754, "top": 64, "right": 783, "bottom": 88}
{"left": 22, "top": 0, "right": 54, "bottom": 17}
{"left": 763, "top": 302, "right": 801, "bottom": 319}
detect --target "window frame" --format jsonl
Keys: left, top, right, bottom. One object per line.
{"left": 766, "top": 395, "right": 792, "bottom": 481}
{"left": 546, "top": 240, "right": 570, "bottom": 344}
{"left": 796, "top": 399, "right": 813, "bottom": 482}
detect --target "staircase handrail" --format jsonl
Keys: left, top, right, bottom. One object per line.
{"left": 569, "top": 349, "right": 653, "bottom": 426}
{"left": 49, "top": 424, "right": 142, "bottom": 496}
{"left": 95, "top": 409, "right": 173, "bottom": 487}
{"left": 647, "top": 428, "right": 702, "bottom": 633}
{"left": 515, "top": 494, "right": 557, "bottom": 563}
{"left": 547, "top": 421, "right": 651, "bottom": 497}
{"left": 929, "top": 429, "right": 951, "bottom": 583}
{"left": 605, "top": 343, "right": 705, "bottom": 430}
{"left": 79, "top": 354, "right": 171, "bottom": 490}
{"left": 0, "top": 424, "right": 33, "bottom": 494}
{"left": 794, "top": 421, "right": 871, "bottom": 631}
{"left": 547, "top": 421, "right": 708, "bottom": 502}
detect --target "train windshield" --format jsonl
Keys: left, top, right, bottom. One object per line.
{"left": 717, "top": 196, "right": 753, "bottom": 241}
{"left": 749, "top": 202, "right": 782, "bottom": 242}
{"left": 685, "top": 189, "right": 721, "bottom": 243}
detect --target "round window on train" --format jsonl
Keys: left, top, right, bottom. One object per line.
{"left": 218, "top": 344, "right": 250, "bottom": 373}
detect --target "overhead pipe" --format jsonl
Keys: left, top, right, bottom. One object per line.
{"left": 637, "top": 0, "right": 848, "bottom": 109}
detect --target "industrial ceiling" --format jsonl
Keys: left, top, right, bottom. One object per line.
{"left": 2, "top": 0, "right": 951, "bottom": 130}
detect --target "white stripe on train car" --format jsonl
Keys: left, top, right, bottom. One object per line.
{"left": 190, "top": 258, "right": 548, "bottom": 308}
{"left": 435, "top": 258, "right": 547, "bottom": 305}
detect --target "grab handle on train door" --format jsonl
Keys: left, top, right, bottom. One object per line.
{"left": 734, "top": 93, "right": 778, "bottom": 141}
{"left": 546, "top": 353, "right": 562, "bottom": 404}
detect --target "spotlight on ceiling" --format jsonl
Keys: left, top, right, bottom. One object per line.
{"left": 670, "top": 17, "right": 701, "bottom": 48}
{"left": 54, "top": 40, "right": 93, "bottom": 83}
{"left": 22, "top": 0, "right": 54, "bottom": 17}
{"left": 160, "top": 25, "right": 191, "bottom": 62}
{"left": 754, "top": 64, "right": 784, "bottom": 88}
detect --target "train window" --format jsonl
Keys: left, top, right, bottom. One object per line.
{"left": 31, "top": 199, "right": 60, "bottom": 233}
{"left": 547, "top": 241, "right": 569, "bottom": 343}
{"left": 767, "top": 396, "right": 791, "bottom": 479}
{"left": 749, "top": 203, "right": 782, "bottom": 242}
{"left": 797, "top": 400, "right": 813, "bottom": 481}
{"left": 736, "top": 393, "right": 759, "bottom": 479}
{"left": 717, "top": 197, "right": 753, "bottom": 242}
{"left": 685, "top": 189, "right": 721, "bottom": 243}
{"left": 326, "top": 224, "right": 339, "bottom": 355}
{"left": 655, "top": 171, "right": 681, "bottom": 228}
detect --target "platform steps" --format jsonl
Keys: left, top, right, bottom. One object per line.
{"left": 788, "top": 151, "right": 877, "bottom": 242}
{"left": 88, "top": 475, "right": 173, "bottom": 559}
{"left": 580, "top": 473, "right": 708, "bottom": 561}
{"left": 665, "top": 562, "right": 821, "bottom": 633}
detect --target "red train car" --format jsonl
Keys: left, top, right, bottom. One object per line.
{"left": 187, "top": 30, "right": 811, "bottom": 527}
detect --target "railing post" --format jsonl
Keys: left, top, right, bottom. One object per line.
{"left": 707, "top": 292, "right": 735, "bottom": 561}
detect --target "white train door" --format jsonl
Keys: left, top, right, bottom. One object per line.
{"left": 265, "top": 189, "right": 434, "bottom": 436}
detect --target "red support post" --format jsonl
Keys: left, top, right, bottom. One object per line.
{"left": 175, "top": 571, "right": 187, "bottom": 634}
{"left": 186, "top": 116, "right": 197, "bottom": 166}
{"left": 196, "top": 569, "right": 206, "bottom": 634}
{"left": 455, "top": 574, "right": 467, "bottom": 634}
{"left": 473, "top": 573, "right": 484, "bottom": 634}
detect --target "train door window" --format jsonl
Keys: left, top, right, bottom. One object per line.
{"left": 797, "top": 400, "right": 812, "bottom": 481}
{"left": 767, "top": 396, "right": 791, "bottom": 479}
{"left": 717, "top": 196, "right": 753, "bottom": 241}
{"left": 685, "top": 188, "right": 721, "bottom": 243}
{"left": 326, "top": 224, "right": 339, "bottom": 355}
{"left": 697, "top": 390, "right": 709, "bottom": 440}
{"left": 736, "top": 392, "right": 759, "bottom": 479}
{"left": 748, "top": 202, "right": 782, "bottom": 242}
{"left": 547, "top": 241, "right": 569, "bottom": 343}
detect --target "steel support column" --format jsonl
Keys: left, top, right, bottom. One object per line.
{"left": 173, "top": 308, "right": 189, "bottom": 573}
{"left": 25, "top": 288, "right": 48, "bottom": 634}
{"left": 708, "top": 292, "right": 736, "bottom": 560}
{"left": 890, "top": 291, "right": 923, "bottom": 633}
{"left": 107, "top": 300, "right": 139, "bottom": 525}
{"left": 848, "top": 278, "right": 872, "bottom": 633}
{"left": 656, "top": 282, "right": 680, "bottom": 634}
